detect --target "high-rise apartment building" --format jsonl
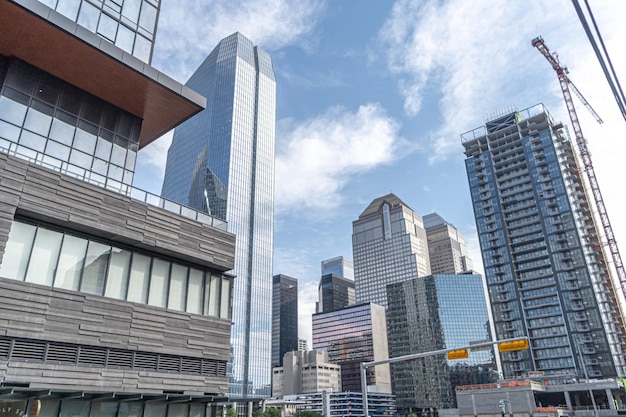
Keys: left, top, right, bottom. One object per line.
{"left": 321, "top": 256, "right": 354, "bottom": 280}
{"left": 424, "top": 213, "right": 473, "bottom": 274}
{"left": 386, "top": 273, "right": 498, "bottom": 414}
{"left": 312, "top": 303, "right": 391, "bottom": 393}
{"left": 271, "top": 350, "right": 341, "bottom": 398}
{"left": 352, "top": 193, "right": 430, "bottom": 308}
{"left": 161, "top": 32, "right": 276, "bottom": 398}
{"left": 272, "top": 274, "right": 299, "bottom": 367}
{"left": 1, "top": 0, "right": 236, "bottom": 415}
{"left": 462, "top": 104, "right": 626, "bottom": 379}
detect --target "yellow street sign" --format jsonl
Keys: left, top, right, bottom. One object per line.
{"left": 498, "top": 339, "right": 529, "bottom": 352}
{"left": 447, "top": 348, "right": 469, "bottom": 360}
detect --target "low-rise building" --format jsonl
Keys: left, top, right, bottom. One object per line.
{"left": 272, "top": 350, "right": 341, "bottom": 398}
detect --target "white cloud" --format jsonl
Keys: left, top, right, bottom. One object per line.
{"left": 298, "top": 280, "right": 319, "bottom": 348}
{"left": 376, "top": 0, "right": 626, "bottom": 280}
{"left": 153, "top": 0, "right": 326, "bottom": 82}
{"left": 275, "top": 103, "right": 408, "bottom": 213}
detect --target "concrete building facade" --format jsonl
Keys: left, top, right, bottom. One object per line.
{"left": 0, "top": 0, "right": 235, "bottom": 415}
{"left": 272, "top": 350, "right": 341, "bottom": 398}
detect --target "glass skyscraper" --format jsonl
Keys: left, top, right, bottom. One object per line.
{"left": 272, "top": 274, "right": 299, "bottom": 368}
{"left": 312, "top": 303, "right": 392, "bottom": 393}
{"left": 423, "top": 213, "right": 474, "bottom": 274}
{"left": 386, "top": 273, "right": 498, "bottom": 414}
{"left": 161, "top": 32, "right": 276, "bottom": 399}
{"left": 462, "top": 104, "right": 626, "bottom": 379}
{"left": 352, "top": 193, "right": 431, "bottom": 308}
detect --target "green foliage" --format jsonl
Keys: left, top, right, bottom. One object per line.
{"left": 407, "top": 414, "right": 418, "bottom": 417}
{"left": 253, "top": 407, "right": 282, "bottom": 417}
{"left": 225, "top": 407, "right": 238, "bottom": 417}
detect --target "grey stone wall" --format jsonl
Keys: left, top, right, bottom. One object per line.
{"left": 0, "top": 153, "right": 235, "bottom": 395}
{"left": 0, "top": 152, "right": 236, "bottom": 272}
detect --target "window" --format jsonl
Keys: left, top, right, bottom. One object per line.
{"left": 0, "top": 220, "right": 231, "bottom": 318}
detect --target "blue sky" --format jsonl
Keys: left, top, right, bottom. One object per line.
{"left": 134, "top": 0, "right": 626, "bottom": 344}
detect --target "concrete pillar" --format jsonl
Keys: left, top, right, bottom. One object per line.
{"left": 248, "top": 401, "right": 253, "bottom": 417}
{"left": 606, "top": 389, "right": 616, "bottom": 410}
{"left": 564, "top": 391, "right": 573, "bottom": 414}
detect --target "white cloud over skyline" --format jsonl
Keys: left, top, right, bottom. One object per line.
{"left": 153, "top": 0, "right": 326, "bottom": 82}
{"left": 275, "top": 103, "right": 408, "bottom": 213}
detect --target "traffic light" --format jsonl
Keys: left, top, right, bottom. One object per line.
{"left": 447, "top": 348, "right": 469, "bottom": 360}
{"left": 498, "top": 339, "right": 529, "bottom": 352}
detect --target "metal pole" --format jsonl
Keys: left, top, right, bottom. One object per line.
{"left": 359, "top": 337, "right": 528, "bottom": 417}
{"left": 361, "top": 362, "right": 369, "bottom": 417}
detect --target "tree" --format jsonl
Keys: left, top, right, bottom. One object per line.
{"left": 225, "top": 407, "right": 238, "bottom": 417}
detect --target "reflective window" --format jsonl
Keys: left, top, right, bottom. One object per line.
{"left": 81, "top": 241, "right": 111, "bottom": 295}
{"left": 25, "top": 228, "right": 63, "bottom": 286}
{"left": 168, "top": 264, "right": 188, "bottom": 311}
{"left": 105, "top": 247, "right": 131, "bottom": 299}
{"left": 0, "top": 58, "right": 140, "bottom": 189}
{"left": 77, "top": 2, "right": 100, "bottom": 32}
{"left": 54, "top": 235, "right": 88, "bottom": 290}
{"left": 0, "top": 220, "right": 231, "bottom": 317}
{"left": 128, "top": 253, "right": 151, "bottom": 303}
{"left": 0, "top": 222, "right": 36, "bottom": 280}
{"left": 56, "top": 0, "right": 80, "bottom": 21}
{"left": 148, "top": 259, "right": 169, "bottom": 308}
{"left": 187, "top": 269, "right": 204, "bottom": 314}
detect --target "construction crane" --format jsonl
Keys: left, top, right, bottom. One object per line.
{"left": 531, "top": 36, "right": 626, "bottom": 303}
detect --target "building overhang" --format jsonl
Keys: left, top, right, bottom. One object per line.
{"left": 0, "top": 0, "right": 205, "bottom": 149}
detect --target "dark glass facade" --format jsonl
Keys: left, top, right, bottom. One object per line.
{"left": 161, "top": 32, "right": 276, "bottom": 399}
{"left": 386, "top": 273, "right": 497, "bottom": 414}
{"left": 312, "top": 303, "right": 391, "bottom": 393}
{"left": 0, "top": 57, "right": 140, "bottom": 192}
{"left": 317, "top": 273, "right": 356, "bottom": 313}
{"left": 462, "top": 104, "right": 626, "bottom": 379}
{"left": 272, "top": 274, "right": 299, "bottom": 367}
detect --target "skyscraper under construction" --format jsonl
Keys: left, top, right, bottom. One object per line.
{"left": 462, "top": 104, "right": 626, "bottom": 379}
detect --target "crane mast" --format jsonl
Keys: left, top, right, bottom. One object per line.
{"left": 531, "top": 36, "right": 626, "bottom": 304}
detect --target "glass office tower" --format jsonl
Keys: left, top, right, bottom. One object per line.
{"left": 162, "top": 32, "right": 276, "bottom": 399}
{"left": 423, "top": 213, "right": 474, "bottom": 274}
{"left": 272, "top": 274, "right": 299, "bottom": 368}
{"left": 462, "top": 104, "right": 626, "bottom": 379}
{"left": 352, "top": 193, "right": 431, "bottom": 308}
{"left": 386, "top": 273, "right": 498, "bottom": 414}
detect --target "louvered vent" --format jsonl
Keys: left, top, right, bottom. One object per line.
{"left": 46, "top": 343, "right": 78, "bottom": 364}
{"left": 11, "top": 339, "right": 45, "bottom": 361}
{"left": 1, "top": 336, "right": 226, "bottom": 377}
{"left": 107, "top": 349, "right": 133, "bottom": 369}
{"left": 134, "top": 351, "right": 158, "bottom": 371}
{"left": 202, "top": 360, "right": 218, "bottom": 376}
{"left": 181, "top": 357, "right": 202, "bottom": 375}
{"left": 0, "top": 338, "right": 11, "bottom": 359}
{"left": 158, "top": 354, "right": 181, "bottom": 372}
{"left": 78, "top": 346, "right": 106, "bottom": 366}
